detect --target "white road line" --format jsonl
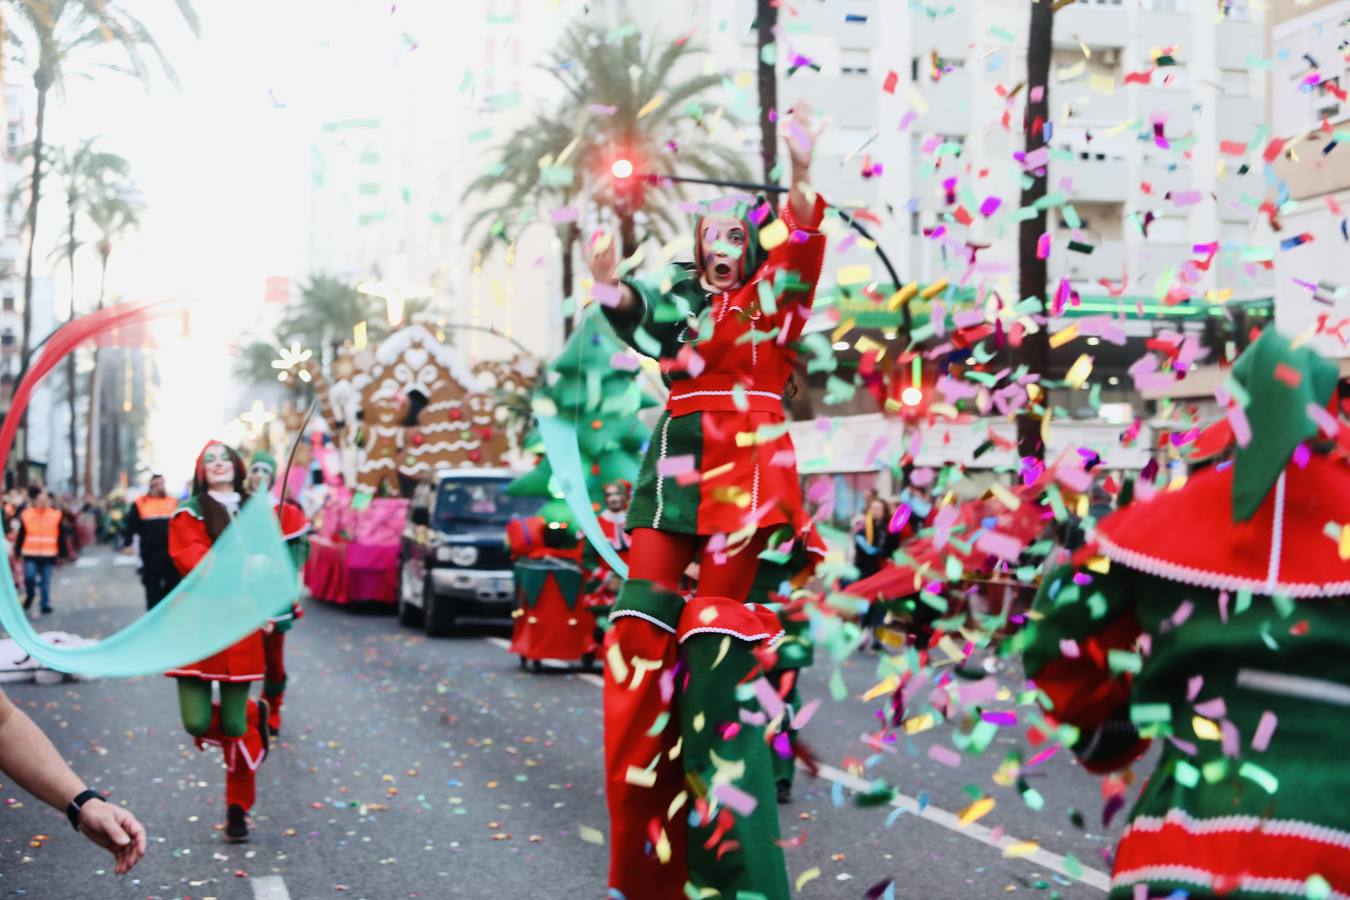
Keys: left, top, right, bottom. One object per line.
{"left": 481, "top": 635, "right": 1109, "bottom": 892}
{"left": 251, "top": 875, "right": 291, "bottom": 900}
{"left": 484, "top": 636, "right": 606, "bottom": 686}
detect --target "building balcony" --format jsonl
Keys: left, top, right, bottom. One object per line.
{"left": 1056, "top": 238, "right": 1127, "bottom": 282}
{"left": 1052, "top": 155, "right": 1130, "bottom": 203}
{"left": 1053, "top": 4, "right": 1128, "bottom": 49}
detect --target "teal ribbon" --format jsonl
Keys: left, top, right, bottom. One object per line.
{"left": 538, "top": 413, "right": 629, "bottom": 579}
{"left": 0, "top": 496, "right": 299, "bottom": 677}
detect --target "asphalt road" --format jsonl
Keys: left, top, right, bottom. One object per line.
{"left": 0, "top": 549, "right": 1133, "bottom": 899}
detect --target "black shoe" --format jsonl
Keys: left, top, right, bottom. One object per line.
{"left": 776, "top": 781, "right": 792, "bottom": 804}
{"left": 256, "top": 698, "right": 272, "bottom": 765}
{"left": 224, "top": 804, "right": 249, "bottom": 843}
{"left": 22, "top": 597, "right": 32, "bottom": 611}
{"left": 40, "top": 607, "right": 52, "bottom": 615}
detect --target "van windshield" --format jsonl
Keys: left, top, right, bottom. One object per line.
{"left": 435, "top": 478, "right": 539, "bottom": 527}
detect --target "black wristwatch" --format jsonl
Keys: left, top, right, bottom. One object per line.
{"left": 66, "top": 788, "right": 101, "bottom": 831}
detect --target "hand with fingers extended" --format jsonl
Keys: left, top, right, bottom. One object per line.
{"left": 584, "top": 230, "right": 637, "bottom": 317}
{"left": 783, "top": 101, "right": 825, "bottom": 225}
{"left": 78, "top": 798, "right": 148, "bottom": 875}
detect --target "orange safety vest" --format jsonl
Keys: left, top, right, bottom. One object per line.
{"left": 135, "top": 494, "right": 178, "bottom": 520}
{"left": 20, "top": 507, "right": 62, "bottom": 557}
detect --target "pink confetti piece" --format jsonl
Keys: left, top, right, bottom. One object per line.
{"left": 979, "top": 196, "right": 1002, "bottom": 216}
{"left": 1022, "top": 146, "right": 1050, "bottom": 170}
{"left": 754, "top": 678, "right": 786, "bottom": 720}
{"left": 959, "top": 678, "right": 999, "bottom": 705}
{"left": 927, "top": 745, "right": 962, "bottom": 768}
{"left": 1036, "top": 232, "right": 1051, "bottom": 259}
{"left": 1220, "top": 719, "right": 1240, "bottom": 757}
{"left": 1226, "top": 403, "right": 1252, "bottom": 448}
{"left": 1194, "top": 698, "right": 1226, "bottom": 719}
{"left": 657, "top": 455, "right": 695, "bottom": 477}
{"left": 981, "top": 710, "right": 1017, "bottom": 727}
{"left": 794, "top": 698, "right": 821, "bottom": 730}
{"left": 975, "top": 530, "right": 1023, "bottom": 562}
{"left": 711, "top": 782, "right": 758, "bottom": 817}
{"left": 609, "top": 352, "right": 640, "bottom": 371}
{"left": 1025, "top": 744, "right": 1060, "bottom": 769}
{"left": 550, "top": 206, "right": 580, "bottom": 224}
{"left": 1293, "top": 442, "right": 1311, "bottom": 467}
{"left": 1171, "top": 190, "right": 1203, "bottom": 207}
{"left": 1252, "top": 711, "right": 1278, "bottom": 751}
{"left": 1308, "top": 402, "right": 1340, "bottom": 436}
{"left": 591, "top": 281, "right": 622, "bottom": 307}
{"left": 1187, "top": 675, "right": 1204, "bottom": 701}
{"left": 1059, "top": 638, "right": 1080, "bottom": 658}
{"left": 588, "top": 104, "right": 617, "bottom": 115}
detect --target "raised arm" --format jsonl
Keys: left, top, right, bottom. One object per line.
{"left": 783, "top": 102, "right": 822, "bottom": 229}
{"left": 584, "top": 231, "right": 639, "bottom": 321}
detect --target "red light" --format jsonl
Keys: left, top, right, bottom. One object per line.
{"left": 611, "top": 158, "right": 634, "bottom": 179}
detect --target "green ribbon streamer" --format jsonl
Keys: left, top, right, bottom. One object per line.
{"left": 538, "top": 414, "right": 629, "bottom": 579}
{"left": 0, "top": 496, "right": 298, "bottom": 677}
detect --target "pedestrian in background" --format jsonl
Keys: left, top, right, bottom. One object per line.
{"left": 122, "top": 474, "right": 181, "bottom": 610}
{"left": 17, "top": 488, "right": 61, "bottom": 614}
{"left": 854, "top": 497, "right": 897, "bottom": 650}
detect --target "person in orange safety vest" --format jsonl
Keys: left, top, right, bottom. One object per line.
{"left": 122, "top": 474, "right": 181, "bottom": 610}
{"left": 16, "top": 487, "right": 61, "bottom": 614}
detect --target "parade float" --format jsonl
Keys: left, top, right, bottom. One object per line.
{"left": 301, "top": 317, "right": 537, "bottom": 606}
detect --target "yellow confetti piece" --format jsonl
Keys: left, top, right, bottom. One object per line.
{"left": 759, "top": 218, "right": 789, "bottom": 250}
{"left": 353, "top": 320, "right": 368, "bottom": 351}
{"left": 637, "top": 92, "right": 666, "bottom": 119}
{"left": 1089, "top": 73, "right": 1116, "bottom": 95}
{"left": 905, "top": 85, "right": 928, "bottom": 115}
{"left": 854, "top": 335, "right": 885, "bottom": 355}
{"left": 988, "top": 481, "right": 1022, "bottom": 511}
{"left": 712, "top": 635, "right": 731, "bottom": 669}
{"left": 606, "top": 643, "right": 629, "bottom": 685}
{"left": 1065, "top": 353, "right": 1093, "bottom": 388}
{"left": 555, "top": 133, "right": 583, "bottom": 167}
{"left": 667, "top": 790, "right": 687, "bottom": 820}
{"left": 700, "top": 462, "right": 734, "bottom": 482}
{"left": 831, "top": 317, "right": 856, "bottom": 343}
{"left": 1056, "top": 60, "right": 1085, "bottom": 81}
{"left": 1086, "top": 555, "right": 1111, "bottom": 574}
{"left": 904, "top": 713, "right": 936, "bottom": 735}
{"left": 1003, "top": 840, "right": 1040, "bottom": 858}
{"left": 862, "top": 675, "right": 900, "bottom": 702}
{"left": 837, "top": 264, "right": 872, "bottom": 286}
{"left": 624, "top": 765, "right": 657, "bottom": 787}
{"left": 654, "top": 827, "right": 671, "bottom": 863}
{"left": 1048, "top": 324, "right": 1079, "bottom": 349}
{"left": 958, "top": 796, "right": 996, "bottom": 827}
{"left": 1339, "top": 525, "right": 1350, "bottom": 560}
{"left": 578, "top": 824, "right": 605, "bottom": 845}
{"left": 1192, "top": 716, "right": 1222, "bottom": 741}
{"left": 887, "top": 282, "right": 919, "bottom": 309}
{"left": 796, "top": 866, "right": 822, "bottom": 891}
{"left": 920, "top": 279, "right": 949, "bottom": 300}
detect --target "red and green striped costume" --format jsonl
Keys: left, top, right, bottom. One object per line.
{"left": 1015, "top": 331, "right": 1350, "bottom": 899}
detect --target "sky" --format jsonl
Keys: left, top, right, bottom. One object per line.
{"left": 19, "top": 0, "right": 485, "bottom": 486}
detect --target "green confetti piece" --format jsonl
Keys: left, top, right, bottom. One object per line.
{"left": 1107, "top": 650, "right": 1142, "bottom": 675}
{"left": 1061, "top": 204, "right": 1082, "bottom": 229}
{"left": 1063, "top": 854, "right": 1083, "bottom": 879}
{"left": 1045, "top": 484, "right": 1068, "bottom": 522}
{"left": 829, "top": 667, "right": 848, "bottom": 701}
{"left": 1239, "top": 761, "right": 1278, "bottom": 794}
{"left": 1235, "top": 589, "right": 1252, "bottom": 615}
{"left": 988, "top": 25, "right": 1015, "bottom": 41}
{"left": 1174, "top": 759, "right": 1200, "bottom": 788}
{"left": 760, "top": 41, "right": 777, "bottom": 65}
{"left": 1202, "top": 758, "right": 1229, "bottom": 783}
{"left": 467, "top": 128, "right": 493, "bottom": 143}
{"left": 1272, "top": 594, "right": 1294, "bottom": 618}
{"left": 1130, "top": 703, "right": 1171, "bottom": 726}
{"left": 1306, "top": 875, "right": 1332, "bottom": 900}
{"left": 1020, "top": 786, "right": 1045, "bottom": 811}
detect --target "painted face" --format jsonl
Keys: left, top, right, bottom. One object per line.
{"left": 248, "top": 463, "right": 274, "bottom": 493}
{"left": 202, "top": 443, "right": 236, "bottom": 489}
{"left": 699, "top": 214, "right": 748, "bottom": 292}
{"left": 603, "top": 486, "right": 627, "bottom": 512}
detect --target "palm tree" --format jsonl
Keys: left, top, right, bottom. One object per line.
{"left": 7, "top": 0, "right": 199, "bottom": 470}
{"left": 47, "top": 138, "right": 131, "bottom": 490}
{"left": 756, "top": 0, "right": 779, "bottom": 183}
{"left": 278, "top": 274, "right": 367, "bottom": 359}
{"left": 463, "top": 24, "right": 750, "bottom": 328}
{"left": 1017, "top": 0, "right": 1053, "bottom": 461}
{"left": 83, "top": 190, "right": 140, "bottom": 493}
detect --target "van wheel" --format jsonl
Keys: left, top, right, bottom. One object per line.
{"left": 424, "top": 583, "right": 456, "bottom": 637}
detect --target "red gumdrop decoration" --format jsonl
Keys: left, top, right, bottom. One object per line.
{"left": 450, "top": 407, "right": 463, "bottom": 421}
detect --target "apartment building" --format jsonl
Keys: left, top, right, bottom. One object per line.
{"left": 1267, "top": 0, "right": 1350, "bottom": 362}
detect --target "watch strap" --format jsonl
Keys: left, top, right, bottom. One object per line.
{"left": 66, "top": 788, "right": 100, "bottom": 831}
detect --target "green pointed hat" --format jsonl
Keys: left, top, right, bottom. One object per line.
{"left": 1230, "top": 329, "right": 1340, "bottom": 521}
{"left": 248, "top": 449, "right": 278, "bottom": 476}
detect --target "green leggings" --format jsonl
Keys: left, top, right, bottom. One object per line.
{"left": 177, "top": 679, "right": 252, "bottom": 738}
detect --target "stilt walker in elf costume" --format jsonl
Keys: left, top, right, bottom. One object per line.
{"left": 587, "top": 103, "right": 828, "bottom": 900}
{"left": 245, "top": 451, "right": 310, "bottom": 734}
{"left": 168, "top": 442, "right": 273, "bottom": 843}
{"left": 1012, "top": 329, "right": 1350, "bottom": 899}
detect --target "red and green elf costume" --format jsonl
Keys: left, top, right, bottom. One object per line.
{"left": 506, "top": 516, "right": 593, "bottom": 664}
{"left": 599, "top": 194, "right": 828, "bottom": 899}
{"left": 167, "top": 443, "right": 273, "bottom": 830}
{"left": 1013, "top": 329, "right": 1350, "bottom": 899}
{"left": 248, "top": 450, "right": 311, "bottom": 733}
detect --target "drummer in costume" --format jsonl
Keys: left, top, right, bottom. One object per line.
{"left": 245, "top": 450, "right": 310, "bottom": 734}
{"left": 587, "top": 103, "right": 828, "bottom": 899}
{"left": 1012, "top": 329, "right": 1350, "bottom": 899}
{"left": 168, "top": 442, "right": 272, "bottom": 843}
